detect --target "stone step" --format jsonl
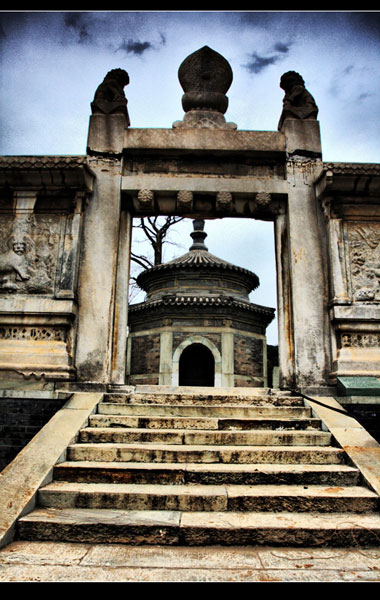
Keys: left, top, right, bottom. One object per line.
{"left": 67, "top": 443, "right": 346, "bottom": 465}
{"left": 78, "top": 427, "right": 332, "bottom": 446}
{"left": 89, "top": 414, "right": 322, "bottom": 431}
{"left": 97, "top": 403, "right": 313, "bottom": 418}
{"left": 104, "top": 393, "right": 304, "bottom": 407}
{"left": 17, "top": 507, "right": 380, "bottom": 547}
{"left": 37, "top": 481, "right": 379, "bottom": 513}
{"left": 54, "top": 461, "right": 362, "bottom": 486}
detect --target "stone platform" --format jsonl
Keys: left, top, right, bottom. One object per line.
{"left": 1, "top": 541, "right": 380, "bottom": 582}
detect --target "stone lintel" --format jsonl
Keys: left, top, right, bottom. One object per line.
{"left": 122, "top": 176, "right": 287, "bottom": 219}
{"left": 121, "top": 175, "right": 288, "bottom": 195}
{"left": 124, "top": 128, "right": 286, "bottom": 155}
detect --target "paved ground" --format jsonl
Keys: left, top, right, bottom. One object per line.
{"left": 1, "top": 541, "right": 380, "bottom": 582}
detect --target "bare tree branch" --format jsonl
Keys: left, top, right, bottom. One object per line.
{"left": 132, "top": 216, "right": 187, "bottom": 267}
{"left": 130, "top": 251, "right": 154, "bottom": 270}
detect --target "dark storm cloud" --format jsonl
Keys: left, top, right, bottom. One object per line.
{"left": 63, "top": 12, "right": 92, "bottom": 44}
{"left": 238, "top": 10, "right": 380, "bottom": 45}
{"left": 243, "top": 41, "right": 292, "bottom": 74}
{"left": 115, "top": 32, "right": 166, "bottom": 56}
{"left": 116, "top": 38, "right": 153, "bottom": 56}
{"left": 273, "top": 42, "right": 291, "bottom": 54}
{"left": 244, "top": 52, "right": 280, "bottom": 74}
{"left": 346, "top": 11, "right": 380, "bottom": 38}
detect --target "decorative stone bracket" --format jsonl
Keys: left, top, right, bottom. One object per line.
{"left": 130, "top": 186, "right": 283, "bottom": 219}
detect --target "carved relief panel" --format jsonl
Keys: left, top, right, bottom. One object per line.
{"left": 326, "top": 215, "right": 380, "bottom": 378}
{"left": 345, "top": 221, "right": 380, "bottom": 303}
{"left": 0, "top": 197, "right": 83, "bottom": 298}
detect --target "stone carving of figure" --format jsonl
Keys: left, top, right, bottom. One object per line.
{"left": 91, "top": 68, "right": 130, "bottom": 126}
{"left": 278, "top": 71, "right": 318, "bottom": 129}
{"left": 0, "top": 226, "right": 52, "bottom": 294}
{"left": 0, "top": 235, "right": 32, "bottom": 290}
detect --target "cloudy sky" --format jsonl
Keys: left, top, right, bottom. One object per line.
{"left": 1, "top": 10, "right": 379, "bottom": 344}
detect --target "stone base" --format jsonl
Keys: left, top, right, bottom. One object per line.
{"left": 337, "top": 376, "right": 380, "bottom": 397}
{"left": 173, "top": 110, "right": 237, "bottom": 130}
{"left": 280, "top": 118, "right": 322, "bottom": 157}
{"left": 87, "top": 113, "right": 128, "bottom": 154}
{"left": 332, "top": 347, "right": 380, "bottom": 383}
{"left": 0, "top": 339, "right": 75, "bottom": 381}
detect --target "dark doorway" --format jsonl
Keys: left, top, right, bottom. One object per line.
{"left": 179, "top": 343, "right": 215, "bottom": 387}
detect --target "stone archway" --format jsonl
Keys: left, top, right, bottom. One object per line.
{"left": 179, "top": 343, "right": 215, "bottom": 387}
{"left": 172, "top": 336, "right": 222, "bottom": 387}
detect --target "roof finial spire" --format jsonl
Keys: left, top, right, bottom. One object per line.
{"left": 189, "top": 219, "right": 208, "bottom": 251}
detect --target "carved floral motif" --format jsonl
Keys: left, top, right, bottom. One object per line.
{"left": 341, "top": 333, "right": 380, "bottom": 348}
{"left": 0, "top": 326, "right": 66, "bottom": 341}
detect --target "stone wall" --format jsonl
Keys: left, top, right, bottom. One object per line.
{"left": 129, "top": 333, "right": 160, "bottom": 385}
{"left": 0, "top": 394, "right": 67, "bottom": 471}
{"left": 0, "top": 157, "right": 94, "bottom": 384}
{"left": 316, "top": 164, "right": 380, "bottom": 383}
{"left": 234, "top": 334, "right": 265, "bottom": 387}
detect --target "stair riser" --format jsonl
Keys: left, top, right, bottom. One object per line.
{"left": 67, "top": 445, "right": 346, "bottom": 465}
{"left": 89, "top": 415, "right": 321, "bottom": 431}
{"left": 103, "top": 395, "right": 304, "bottom": 407}
{"left": 53, "top": 466, "right": 361, "bottom": 487}
{"left": 98, "top": 404, "right": 312, "bottom": 418}
{"left": 17, "top": 521, "right": 380, "bottom": 548}
{"left": 37, "top": 490, "right": 378, "bottom": 513}
{"left": 78, "top": 429, "right": 332, "bottom": 446}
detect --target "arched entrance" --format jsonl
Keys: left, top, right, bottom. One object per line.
{"left": 179, "top": 343, "right": 215, "bottom": 387}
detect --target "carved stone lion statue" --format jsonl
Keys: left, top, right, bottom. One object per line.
{"left": 91, "top": 68, "right": 130, "bottom": 125}
{"left": 278, "top": 71, "right": 318, "bottom": 129}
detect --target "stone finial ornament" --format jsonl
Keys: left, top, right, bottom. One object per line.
{"left": 189, "top": 219, "right": 208, "bottom": 251}
{"left": 278, "top": 71, "right": 318, "bottom": 130}
{"left": 91, "top": 68, "right": 130, "bottom": 125}
{"left": 173, "top": 46, "right": 237, "bottom": 129}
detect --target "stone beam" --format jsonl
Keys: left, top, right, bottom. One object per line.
{"left": 124, "top": 128, "right": 286, "bottom": 155}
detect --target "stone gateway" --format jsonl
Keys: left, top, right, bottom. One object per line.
{"left": 1, "top": 47, "right": 380, "bottom": 560}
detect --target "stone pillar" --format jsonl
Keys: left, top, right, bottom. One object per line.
{"left": 275, "top": 211, "right": 295, "bottom": 389}
{"left": 285, "top": 157, "right": 331, "bottom": 388}
{"left": 221, "top": 329, "right": 234, "bottom": 387}
{"left": 277, "top": 68, "right": 331, "bottom": 389}
{"left": 75, "top": 156, "right": 124, "bottom": 383}
{"left": 75, "top": 69, "right": 130, "bottom": 385}
{"left": 159, "top": 329, "right": 173, "bottom": 385}
{"left": 110, "top": 207, "right": 133, "bottom": 385}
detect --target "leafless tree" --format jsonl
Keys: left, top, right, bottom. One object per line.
{"left": 129, "top": 216, "right": 188, "bottom": 302}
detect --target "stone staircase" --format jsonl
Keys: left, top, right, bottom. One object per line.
{"left": 17, "top": 388, "right": 380, "bottom": 547}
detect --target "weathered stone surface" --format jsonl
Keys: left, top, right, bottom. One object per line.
{"left": 37, "top": 481, "right": 378, "bottom": 513}
{"left": 1, "top": 541, "right": 380, "bottom": 582}
{"left": 0, "top": 392, "right": 101, "bottom": 548}
{"left": 0, "top": 386, "right": 377, "bottom": 555}
{"left": 53, "top": 461, "right": 360, "bottom": 486}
